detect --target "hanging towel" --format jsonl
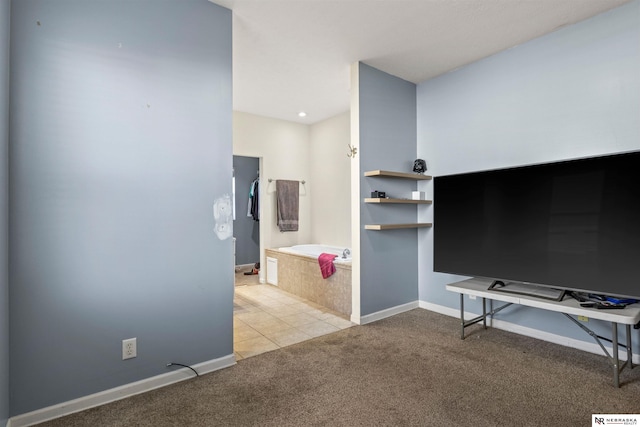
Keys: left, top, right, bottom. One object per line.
{"left": 318, "top": 253, "right": 337, "bottom": 279}
{"left": 276, "top": 180, "right": 299, "bottom": 232}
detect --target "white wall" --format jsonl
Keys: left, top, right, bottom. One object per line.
{"left": 417, "top": 1, "right": 639, "bottom": 345}
{"left": 309, "top": 112, "right": 351, "bottom": 248}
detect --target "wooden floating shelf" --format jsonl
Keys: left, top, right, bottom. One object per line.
{"left": 364, "top": 170, "right": 432, "bottom": 180}
{"left": 365, "top": 223, "right": 433, "bottom": 230}
{"left": 365, "top": 198, "right": 432, "bottom": 204}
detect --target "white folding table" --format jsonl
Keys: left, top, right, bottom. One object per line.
{"left": 446, "top": 278, "right": 640, "bottom": 387}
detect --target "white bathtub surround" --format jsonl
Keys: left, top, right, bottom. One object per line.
{"left": 278, "top": 244, "right": 352, "bottom": 263}
{"left": 265, "top": 246, "right": 352, "bottom": 316}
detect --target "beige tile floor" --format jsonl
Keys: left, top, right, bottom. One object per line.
{"left": 234, "top": 269, "right": 354, "bottom": 360}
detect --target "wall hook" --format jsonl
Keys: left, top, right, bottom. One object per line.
{"left": 347, "top": 144, "right": 358, "bottom": 158}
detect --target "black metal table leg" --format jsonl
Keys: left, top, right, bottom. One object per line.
{"left": 612, "top": 322, "right": 619, "bottom": 388}
{"left": 460, "top": 293, "right": 465, "bottom": 340}
{"left": 627, "top": 324, "right": 633, "bottom": 370}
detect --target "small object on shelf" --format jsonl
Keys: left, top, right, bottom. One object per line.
{"left": 371, "top": 191, "right": 386, "bottom": 198}
{"left": 413, "top": 159, "right": 427, "bottom": 174}
{"left": 412, "top": 191, "right": 425, "bottom": 200}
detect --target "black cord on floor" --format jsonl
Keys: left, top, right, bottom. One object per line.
{"left": 166, "top": 362, "right": 200, "bottom": 377}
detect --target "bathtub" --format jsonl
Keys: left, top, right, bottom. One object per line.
{"left": 265, "top": 244, "right": 352, "bottom": 316}
{"left": 278, "top": 244, "right": 352, "bottom": 263}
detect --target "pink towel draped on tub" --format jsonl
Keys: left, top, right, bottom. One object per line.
{"left": 318, "top": 253, "right": 338, "bottom": 279}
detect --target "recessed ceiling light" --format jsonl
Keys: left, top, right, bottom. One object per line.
{"left": 298, "top": 111, "right": 307, "bottom": 117}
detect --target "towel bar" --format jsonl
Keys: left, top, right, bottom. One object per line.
{"left": 268, "top": 178, "right": 306, "bottom": 184}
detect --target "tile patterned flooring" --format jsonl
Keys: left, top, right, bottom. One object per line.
{"left": 234, "top": 270, "right": 354, "bottom": 360}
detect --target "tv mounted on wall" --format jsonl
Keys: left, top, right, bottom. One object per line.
{"left": 433, "top": 151, "right": 640, "bottom": 300}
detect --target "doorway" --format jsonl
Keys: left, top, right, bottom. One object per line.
{"left": 233, "top": 155, "right": 260, "bottom": 275}
{"left": 231, "top": 156, "right": 353, "bottom": 359}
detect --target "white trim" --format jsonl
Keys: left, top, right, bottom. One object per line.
{"left": 235, "top": 263, "right": 255, "bottom": 271}
{"left": 8, "top": 354, "right": 236, "bottom": 427}
{"left": 419, "top": 300, "right": 460, "bottom": 318}
{"left": 358, "top": 301, "right": 419, "bottom": 325}
{"left": 350, "top": 61, "right": 361, "bottom": 326}
{"left": 419, "top": 301, "right": 640, "bottom": 364}
{"left": 350, "top": 313, "right": 359, "bottom": 325}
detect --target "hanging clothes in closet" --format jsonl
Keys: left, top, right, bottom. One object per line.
{"left": 246, "top": 177, "right": 259, "bottom": 221}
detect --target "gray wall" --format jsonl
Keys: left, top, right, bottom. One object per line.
{"left": 418, "top": 1, "right": 640, "bottom": 349}
{"left": 0, "top": 0, "right": 9, "bottom": 423}
{"left": 233, "top": 156, "right": 260, "bottom": 266}
{"left": 358, "top": 63, "right": 420, "bottom": 315}
{"left": 9, "top": 0, "right": 232, "bottom": 415}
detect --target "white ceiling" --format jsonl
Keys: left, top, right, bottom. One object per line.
{"left": 211, "top": 0, "right": 630, "bottom": 124}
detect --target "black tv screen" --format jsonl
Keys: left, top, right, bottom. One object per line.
{"left": 433, "top": 151, "right": 640, "bottom": 299}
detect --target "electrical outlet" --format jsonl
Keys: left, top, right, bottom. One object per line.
{"left": 122, "top": 338, "right": 137, "bottom": 360}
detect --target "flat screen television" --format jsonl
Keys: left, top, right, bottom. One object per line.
{"left": 433, "top": 150, "right": 640, "bottom": 300}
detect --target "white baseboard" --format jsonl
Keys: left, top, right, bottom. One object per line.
{"left": 8, "top": 354, "right": 236, "bottom": 427}
{"left": 235, "top": 263, "right": 255, "bottom": 271}
{"left": 419, "top": 300, "right": 640, "bottom": 364}
{"left": 358, "top": 301, "right": 419, "bottom": 325}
